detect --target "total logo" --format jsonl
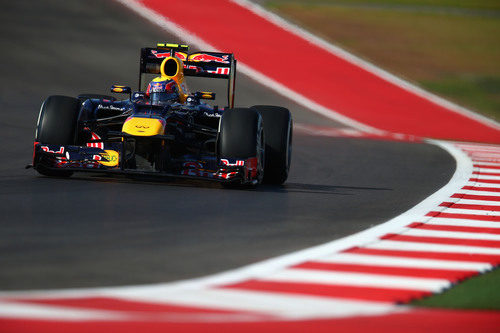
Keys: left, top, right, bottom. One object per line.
{"left": 98, "top": 150, "right": 119, "bottom": 167}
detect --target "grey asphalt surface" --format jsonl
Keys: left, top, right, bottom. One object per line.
{"left": 0, "top": 0, "right": 455, "bottom": 290}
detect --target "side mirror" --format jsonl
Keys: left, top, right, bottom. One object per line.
{"left": 110, "top": 85, "right": 132, "bottom": 97}
{"left": 194, "top": 91, "right": 216, "bottom": 100}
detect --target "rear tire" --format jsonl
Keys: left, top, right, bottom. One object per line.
{"left": 218, "top": 108, "right": 264, "bottom": 186}
{"left": 35, "top": 95, "right": 81, "bottom": 177}
{"left": 251, "top": 105, "right": 292, "bottom": 185}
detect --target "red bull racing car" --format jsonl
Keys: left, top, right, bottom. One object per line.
{"left": 30, "top": 43, "right": 293, "bottom": 186}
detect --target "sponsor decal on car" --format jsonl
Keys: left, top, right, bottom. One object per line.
{"left": 98, "top": 150, "right": 119, "bottom": 167}
{"left": 188, "top": 53, "right": 230, "bottom": 64}
{"left": 207, "top": 67, "right": 230, "bottom": 75}
{"left": 151, "top": 50, "right": 187, "bottom": 60}
{"left": 96, "top": 104, "right": 126, "bottom": 112}
{"left": 221, "top": 159, "right": 245, "bottom": 166}
{"left": 203, "top": 112, "right": 221, "bottom": 118}
{"left": 216, "top": 171, "right": 239, "bottom": 180}
{"left": 86, "top": 132, "right": 104, "bottom": 149}
{"left": 40, "top": 146, "right": 64, "bottom": 154}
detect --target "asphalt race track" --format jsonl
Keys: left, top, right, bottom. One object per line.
{"left": 0, "top": 0, "right": 455, "bottom": 290}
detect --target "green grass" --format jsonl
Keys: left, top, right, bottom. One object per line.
{"left": 412, "top": 267, "right": 500, "bottom": 310}
{"left": 264, "top": 1, "right": 500, "bottom": 121}
{"left": 267, "top": 0, "right": 500, "bottom": 11}
{"left": 420, "top": 76, "right": 500, "bottom": 120}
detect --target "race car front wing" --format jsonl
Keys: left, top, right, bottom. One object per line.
{"left": 30, "top": 142, "right": 259, "bottom": 185}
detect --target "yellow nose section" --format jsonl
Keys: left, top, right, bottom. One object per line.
{"left": 122, "top": 117, "right": 165, "bottom": 136}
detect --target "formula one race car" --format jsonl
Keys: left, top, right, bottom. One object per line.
{"left": 30, "top": 43, "right": 292, "bottom": 186}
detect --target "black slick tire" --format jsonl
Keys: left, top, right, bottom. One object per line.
{"left": 251, "top": 105, "right": 292, "bottom": 185}
{"left": 218, "top": 108, "right": 264, "bottom": 186}
{"left": 35, "top": 95, "right": 81, "bottom": 177}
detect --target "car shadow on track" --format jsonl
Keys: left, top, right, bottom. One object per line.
{"left": 257, "top": 183, "right": 392, "bottom": 195}
{"left": 34, "top": 174, "right": 392, "bottom": 195}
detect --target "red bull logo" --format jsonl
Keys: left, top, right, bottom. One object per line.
{"left": 147, "top": 80, "right": 176, "bottom": 94}
{"left": 41, "top": 146, "right": 64, "bottom": 154}
{"left": 189, "top": 53, "right": 230, "bottom": 64}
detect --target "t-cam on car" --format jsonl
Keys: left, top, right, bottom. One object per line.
{"left": 30, "top": 43, "right": 293, "bottom": 186}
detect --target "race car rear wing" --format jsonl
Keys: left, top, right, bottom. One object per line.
{"left": 139, "top": 43, "right": 237, "bottom": 108}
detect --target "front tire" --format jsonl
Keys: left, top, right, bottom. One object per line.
{"left": 218, "top": 108, "right": 264, "bottom": 186}
{"left": 251, "top": 105, "right": 292, "bottom": 185}
{"left": 35, "top": 95, "right": 81, "bottom": 177}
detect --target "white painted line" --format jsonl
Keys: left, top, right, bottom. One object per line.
{"left": 470, "top": 157, "right": 500, "bottom": 161}
{"left": 471, "top": 154, "right": 500, "bottom": 158}
{"left": 472, "top": 161, "right": 500, "bottom": 165}
{"left": 462, "top": 146, "right": 500, "bottom": 151}
{"left": 262, "top": 268, "right": 450, "bottom": 292}
{"left": 473, "top": 162, "right": 500, "bottom": 167}
{"left": 0, "top": 300, "right": 126, "bottom": 321}
{"left": 470, "top": 174, "right": 500, "bottom": 181}
{"left": 465, "top": 151, "right": 500, "bottom": 156}
{"left": 315, "top": 253, "right": 491, "bottom": 271}
{"left": 368, "top": 240, "right": 500, "bottom": 255}
{"left": 423, "top": 218, "right": 500, "bottom": 229}
{"left": 471, "top": 154, "right": 500, "bottom": 159}
{"left": 469, "top": 157, "right": 500, "bottom": 162}
{"left": 457, "top": 189, "right": 500, "bottom": 196}
{"left": 474, "top": 167, "right": 500, "bottom": 173}
{"left": 230, "top": 0, "right": 500, "bottom": 130}
{"left": 438, "top": 208, "right": 500, "bottom": 216}
{"left": 401, "top": 228, "right": 500, "bottom": 241}
{"left": 106, "top": 288, "right": 397, "bottom": 320}
{"left": 467, "top": 152, "right": 500, "bottom": 158}
{"left": 464, "top": 182, "right": 500, "bottom": 189}
{"left": 456, "top": 142, "right": 500, "bottom": 148}
{"left": 457, "top": 145, "right": 500, "bottom": 152}
{"left": 461, "top": 185, "right": 500, "bottom": 192}
{"left": 470, "top": 158, "right": 500, "bottom": 163}
{"left": 447, "top": 199, "right": 500, "bottom": 206}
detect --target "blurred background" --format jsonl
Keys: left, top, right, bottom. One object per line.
{"left": 261, "top": 0, "right": 500, "bottom": 121}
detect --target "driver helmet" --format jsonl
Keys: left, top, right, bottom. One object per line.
{"left": 146, "top": 78, "right": 179, "bottom": 105}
